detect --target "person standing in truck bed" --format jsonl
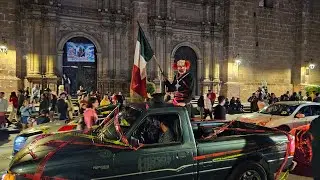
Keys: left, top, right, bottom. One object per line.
{"left": 213, "top": 96, "right": 226, "bottom": 120}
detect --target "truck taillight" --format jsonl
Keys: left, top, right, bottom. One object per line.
{"left": 289, "top": 135, "right": 295, "bottom": 156}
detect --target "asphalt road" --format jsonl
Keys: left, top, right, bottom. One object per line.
{"left": 0, "top": 130, "right": 313, "bottom": 180}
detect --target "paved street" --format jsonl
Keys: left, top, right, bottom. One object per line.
{"left": 0, "top": 130, "right": 313, "bottom": 179}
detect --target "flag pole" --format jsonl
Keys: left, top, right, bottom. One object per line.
{"left": 152, "top": 55, "right": 166, "bottom": 93}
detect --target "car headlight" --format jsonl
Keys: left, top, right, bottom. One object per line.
{"left": 13, "top": 136, "right": 27, "bottom": 151}
{"left": 2, "top": 171, "right": 15, "bottom": 180}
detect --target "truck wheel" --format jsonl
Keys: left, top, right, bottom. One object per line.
{"left": 277, "top": 125, "right": 290, "bottom": 132}
{"left": 228, "top": 161, "right": 268, "bottom": 180}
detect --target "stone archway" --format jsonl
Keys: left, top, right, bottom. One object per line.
{"left": 57, "top": 32, "right": 102, "bottom": 76}
{"left": 56, "top": 32, "right": 102, "bottom": 93}
{"left": 171, "top": 42, "right": 202, "bottom": 96}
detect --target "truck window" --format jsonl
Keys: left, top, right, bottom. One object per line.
{"left": 311, "top": 105, "right": 320, "bottom": 116}
{"left": 132, "top": 114, "right": 182, "bottom": 145}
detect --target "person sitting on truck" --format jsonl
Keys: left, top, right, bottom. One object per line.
{"left": 158, "top": 119, "right": 174, "bottom": 144}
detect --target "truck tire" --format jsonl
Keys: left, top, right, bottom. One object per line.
{"left": 277, "top": 125, "right": 290, "bottom": 132}
{"left": 228, "top": 161, "right": 268, "bottom": 180}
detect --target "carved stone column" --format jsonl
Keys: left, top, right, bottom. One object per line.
{"left": 104, "top": 0, "right": 110, "bottom": 11}
{"left": 26, "top": 20, "right": 34, "bottom": 76}
{"left": 56, "top": 50, "right": 64, "bottom": 76}
{"left": 97, "top": 52, "right": 103, "bottom": 92}
{"left": 116, "top": 0, "right": 121, "bottom": 13}
{"left": 165, "top": 29, "right": 173, "bottom": 80}
{"left": 32, "top": 19, "right": 41, "bottom": 76}
{"left": 109, "top": 26, "right": 115, "bottom": 78}
{"left": 156, "top": 0, "right": 160, "bottom": 17}
{"left": 203, "top": 36, "right": 211, "bottom": 81}
{"left": 102, "top": 31, "right": 109, "bottom": 77}
{"left": 115, "top": 26, "right": 121, "bottom": 78}
{"left": 198, "top": 59, "right": 203, "bottom": 95}
{"left": 47, "top": 21, "right": 57, "bottom": 77}
{"left": 121, "top": 26, "right": 129, "bottom": 78}
{"left": 155, "top": 31, "right": 161, "bottom": 80}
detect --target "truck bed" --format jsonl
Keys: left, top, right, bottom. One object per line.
{"left": 191, "top": 120, "right": 294, "bottom": 180}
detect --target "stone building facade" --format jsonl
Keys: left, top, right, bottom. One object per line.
{"left": 0, "top": 0, "right": 319, "bottom": 100}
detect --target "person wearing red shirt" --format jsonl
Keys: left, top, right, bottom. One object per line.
{"left": 207, "top": 90, "right": 216, "bottom": 106}
{"left": 8, "top": 92, "right": 18, "bottom": 125}
{"left": 83, "top": 97, "right": 99, "bottom": 132}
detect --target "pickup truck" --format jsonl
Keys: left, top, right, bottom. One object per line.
{"left": 4, "top": 103, "right": 295, "bottom": 180}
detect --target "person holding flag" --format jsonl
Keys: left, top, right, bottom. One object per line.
{"left": 164, "top": 59, "right": 194, "bottom": 116}
{"left": 130, "top": 22, "right": 195, "bottom": 113}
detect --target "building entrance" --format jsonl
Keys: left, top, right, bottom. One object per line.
{"left": 62, "top": 37, "right": 97, "bottom": 95}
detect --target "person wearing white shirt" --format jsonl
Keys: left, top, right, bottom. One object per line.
{"left": 203, "top": 94, "right": 213, "bottom": 120}
{"left": 31, "top": 84, "right": 40, "bottom": 103}
{"left": 0, "top": 92, "right": 8, "bottom": 129}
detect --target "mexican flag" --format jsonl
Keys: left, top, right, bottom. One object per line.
{"left": 130, "top": 24, "right": 154, "bottom": 98}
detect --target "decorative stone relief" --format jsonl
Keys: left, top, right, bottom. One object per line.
{"left": 172, "top": 33, "right": 201, "bottom": 42}
{"left": 176, "top": 8, "right": 201, "bottom": 21}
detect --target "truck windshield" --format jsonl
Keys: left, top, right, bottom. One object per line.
{"left": 259, "top": 104, "right": 299, "bottom": 116}
{"left": 97, "top": 106, "right": 142, "bottom": 141}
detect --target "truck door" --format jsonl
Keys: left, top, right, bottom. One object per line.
{"left": 112, "top": 112, "right": 196, "bottom": 179}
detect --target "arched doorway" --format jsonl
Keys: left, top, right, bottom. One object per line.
{"left": 62, "top": 37, "right": 97, "bottom": 95}
{"left": 174, "top": 46, "right": 198, "bottom": 96}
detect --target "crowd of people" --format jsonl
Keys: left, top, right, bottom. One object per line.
{"left": 247, "top": 87, "right": 320, "bottom": 112}
{"left": 0, "top": 84, "right": 125, "bottom": 130}
{"left": 196, "top": 90, "right": 228, "bottom": 120}
{"left": 1, "top": 84, "right": 320, "bottom": 129}
{"left": 194, "top": 86, "right": 320, "bottom": 121}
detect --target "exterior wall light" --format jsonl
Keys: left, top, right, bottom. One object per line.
{"left": 235, "top": 59, "right": 241, "bottom": 66}
{"left": 309, "top": 63, "right": 315, "bottom": 70}
{"left": 0, "top": 37, "right": 8, "bottom": 54}
{"left": 234, "top": 54, "right": 241, "bottom": 66}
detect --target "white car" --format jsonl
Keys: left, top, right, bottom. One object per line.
{"left": 237, "top": 101, "right": 320, "bottom": 131}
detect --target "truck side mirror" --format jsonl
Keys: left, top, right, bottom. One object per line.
{"left": 296, "top": 113, "right": 305, "bottom": 118}
{"left": 130, "top": 137, "right": 140, "bottom": 148}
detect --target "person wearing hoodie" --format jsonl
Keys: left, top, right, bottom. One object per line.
{"left": 83, "top": 97, "right": 99, "bottom": 132}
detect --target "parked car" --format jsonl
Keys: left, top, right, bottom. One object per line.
{"left": 238, "top": 101, "right": 320, "bottom": 131}
{"left": 4, "top": 102, "right": 296, "bottom": 180}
